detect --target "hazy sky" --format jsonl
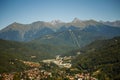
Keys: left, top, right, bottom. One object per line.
{"left": 0, "top": 0, "right": 120, "bottom": 29}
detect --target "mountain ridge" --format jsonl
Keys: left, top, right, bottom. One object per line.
{"left": 0, "top": 18, "right": 120, "bottom": 43}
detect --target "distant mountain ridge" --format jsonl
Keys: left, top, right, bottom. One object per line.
{"left": 0, "top": 18, "right": 120, "bottom": 47}
{"left": 100, "top": 20, "right": 120, "bottom": 27}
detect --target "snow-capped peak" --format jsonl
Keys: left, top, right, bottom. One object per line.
{"left": 51, "top": 20, "right": 62, "bottom": 25}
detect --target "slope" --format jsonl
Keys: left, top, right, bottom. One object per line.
{"left": 72, "top": 37, "right": 120, "bottom": 80}
{"left": 0, "top": 39, "right": 72, "bottom": 73}
{"left": 1, "top": 18, "right": 120, "bottom": 42}
{"left": 32, "top": 24, "right": 120, "bottom": 48}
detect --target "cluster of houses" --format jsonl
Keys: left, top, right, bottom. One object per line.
{"left": 0, "top": 68, "right": 53, "bottom": 80}
{"left": 0, "top": 73, "right": 14, "bottom": 80}
{"left": 74, "top": 73, "right": 97, "bottom": 80}
{"left": 21, "top": 68, "right": 52, "bottom": 80}
{"left": 64, "top": 73, "right": 98, "bottom": 80}
{"left": 42, "top": 55, "right": 72, "bottom": 68}
{"left": 0, "top": 56, "right": 98, "bottom": 80}
{"left": 21, "top": 60, "right": 40, "bottom": 68}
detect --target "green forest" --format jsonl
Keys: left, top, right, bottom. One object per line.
{"left": 72, "top": 37, "right": 120, "bottom": 79}
{"left": 0, "top": 39, "right": 71, "bottom": 73}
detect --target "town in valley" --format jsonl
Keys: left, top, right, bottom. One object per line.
{"left": 0, "top": 55, "right": 98, "bottom": 80}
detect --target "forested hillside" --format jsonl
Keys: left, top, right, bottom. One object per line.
{"left": 72, "top": 37, "right": 120, "bottom": 80}
{"left": 0, "top": 39, "right": 72, "bottom": 73}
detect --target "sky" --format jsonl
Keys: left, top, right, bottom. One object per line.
{"left": 0, "top": 0, "right": 120, "bottom": 29}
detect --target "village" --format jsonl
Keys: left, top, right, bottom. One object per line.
{"left": 0, "top": 55, "right": 98, "bottom": 80}
{"left": 42, "top": 55, "right": 72, "bottom": 68}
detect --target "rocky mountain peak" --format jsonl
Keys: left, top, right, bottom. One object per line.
{"left": 72, "top": 17, "right": 81, "bottom": 23}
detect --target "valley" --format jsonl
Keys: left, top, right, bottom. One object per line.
{"left": 0, "top": 0, "right": 120, "bottom": 79}
{"left": 0, "top": 19, "right": 120, "bottom": 80}
{"left": 0, "top": 36, "right": 120, "bottom": 80}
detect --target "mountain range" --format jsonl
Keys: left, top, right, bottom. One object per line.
{"left": 0, "top": 18, "right": 120, "bottom": 47}
{"left": 0, "top": 18, "right": 120, "bottom": 79}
